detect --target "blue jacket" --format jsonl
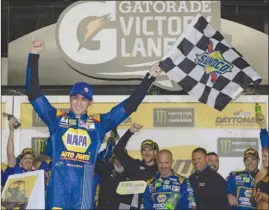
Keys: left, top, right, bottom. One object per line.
{"left": 226, "top": 170, "right": 257, "bottom": 209}
{"left": 143, "top": 172, "right": 196, "bottom": 210}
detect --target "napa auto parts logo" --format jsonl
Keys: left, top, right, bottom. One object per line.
{"left": 55, "top": 1, "right": 220, "bottom": 91}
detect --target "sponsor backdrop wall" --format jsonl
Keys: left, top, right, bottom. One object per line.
{"left": 1, "top": 95, "right": 268, "bottom": 178}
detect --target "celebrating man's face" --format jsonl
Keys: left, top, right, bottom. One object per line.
{"left": 141, "top": 147, "right": 155, "bottom": 163}
{"left": 157, "top": 150, "right": 173, "bottom": 177}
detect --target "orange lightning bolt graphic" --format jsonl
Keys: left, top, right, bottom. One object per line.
{"left": 77, "top": 14, "right": 111, "bottom": 52}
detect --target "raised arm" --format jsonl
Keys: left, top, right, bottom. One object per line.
{"left": 256, "top": 114, "right": 268, "bottom": 149}
{"left": 100, "top": 64, "right": 162, "bottom": 134}
{"left": 114, "top": 123, "right": 143, "bottom": 168}
{"left": 7, "top": 119, "right": 17, "bottom": 167}
{"left": 26, "top": 40, "right": 62, "bottom": 134}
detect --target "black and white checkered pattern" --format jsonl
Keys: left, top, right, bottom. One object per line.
{"left": 159, "top": 14, "right": 262, "bottom": 111}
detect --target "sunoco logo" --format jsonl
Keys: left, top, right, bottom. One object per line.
{"left": 55, "top": 1, "right": 220, "bottom": 91}
{"left": 218, "top": 138, "right": 258, "bottom": 157}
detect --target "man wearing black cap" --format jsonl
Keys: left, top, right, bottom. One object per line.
{"left": 226, "top": 148, "right": 260, "bottom": 209}
{"left": 114, "top": 123, "right": 159, "bottom": 208}
{"left": 2, "top": 118, "right": 35, "bottom": 188}
{"left": 114, "top": 124, "right": 158, "bottom": 181}
{"left": 25, "top": 40, "right": 162, "bottom": 209}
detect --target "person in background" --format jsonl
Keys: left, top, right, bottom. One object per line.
{"left": 207, "top": 152, "right": 219, "bottom": 172}
{"left": 33, "top": 155, "right": 52, "bottom": 190}
{"left": 114, "top": 123, "right": 158, "bottom": 180}
{"left": 114, "top": 123, "right": 159, "bottom": 208}
{"left": 95, "top": 151, "right": 134, "bottom": 209}
{"left": 189, "top": 147, "right": 229, "bottom": 209}
{"left": 251, "top": 114, "right": 268, "bottom": 209}
{"left": 92, "top": 127, "right": 120, "bottom": 209}
{"left": 143, "top": 149, "right": 196, "bottom": 210}
{"left": 2, "top": 118, "right": 35, "bottom": 188}
{"left": 226, "top": 148, "right": 260, "bottom": 209}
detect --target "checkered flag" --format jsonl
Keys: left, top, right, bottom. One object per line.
{"left": 159, "top": 14, "right": 262, "bottom": 111}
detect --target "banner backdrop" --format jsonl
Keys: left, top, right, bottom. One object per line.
{"left": 8, "top": 1, "right": 221, "bottom": 91}
{"left": 1, "top": 95, "right": 268, "bottom": 178}
{"left": 19, "top": 102, "right": 267, "bottom": 129}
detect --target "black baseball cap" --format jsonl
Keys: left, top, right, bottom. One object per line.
{"left": 154, "top": 142, "right": 159, "bottom": 152}
{"left": 20, "top": 148, "right": 35, "bottom": 158}
{"left": 244, "top": 148, "right": 259, "bottom": 160}
{"left": 141, "top": 139, "right": 155, "bottom": 150}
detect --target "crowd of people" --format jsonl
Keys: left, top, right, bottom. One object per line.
{"left": 1, "top": 40, "right": 268, "bottom": 210}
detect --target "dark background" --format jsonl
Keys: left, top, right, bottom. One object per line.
{"left": 1, "top": 0, "right": 268, "bottom": 95}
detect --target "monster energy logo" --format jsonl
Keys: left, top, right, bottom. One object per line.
{"left": 218, "top": 138, "right": 258, "bottom": 157}
{"left": 219, "top": 139, "right": 232, "bottom": 156}
{"left": 155, "top": 110, "right": 167, "bottom": 125}
{"left": 154, "top": 108, "right": 194, "bottom": 127}
{"left": 31, "top": 138, "right": 47, "bottom": 155}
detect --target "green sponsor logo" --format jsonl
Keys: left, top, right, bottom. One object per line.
{"left": 31, "top": 138, "right": 48, "bottom": 155}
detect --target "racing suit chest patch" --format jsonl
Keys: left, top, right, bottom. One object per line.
{"left": 62, "top": 128, "right": 91, "bottom": 153}
{"left": 60, "top": 128, "right": 92, "bottom": 163}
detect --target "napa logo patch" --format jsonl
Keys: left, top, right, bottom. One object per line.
{"left": 157, "top": 194, "right": 167, "bottom": 203}
{"left": 62, "top": 128, "right": 91, "bottom": 153}
{"left": 195, "top": 40, "right": 233, "bottom": 83}
{"left": 244, "top": 189, "right": 252, "bottom": 198}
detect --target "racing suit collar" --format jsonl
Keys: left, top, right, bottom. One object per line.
{"left": 156, "top": 170, "right": 174, "bottom": 180}
{"left": 68, "top": 110, "right": 88, "bottom": 120}
{"left": 246, "top": 169, "right": 259, "bottom": 178}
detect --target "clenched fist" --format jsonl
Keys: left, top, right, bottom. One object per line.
{"left": 149, "top": 62, "right": 162, "bottom": 78}
{"left": 129, "top": 123, "right": 143, "bottom": 133}
{"left": 31, "top": 40, "right": 45, "bottom": 54}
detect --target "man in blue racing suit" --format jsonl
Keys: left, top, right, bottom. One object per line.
{"left": 226, "top": 148, "right": 260, "bottom": 209}
{"left": 143, "top": 150, "right": 196, "bottom": 210}
{"left": 25, "top": 40, "right": 162, "bottom": 209}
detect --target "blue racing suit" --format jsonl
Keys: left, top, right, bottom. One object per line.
{"left": 260, "top": 129, "right": 269, "bottom": 149}
{"left": 226, "top": 170, "right": 257, "bottom": 209}
{"left": 143, "top": 172, "right": 196, "bottom": 210}
{"left": 25, "top": 53, "right": 155, "bottom": 209}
